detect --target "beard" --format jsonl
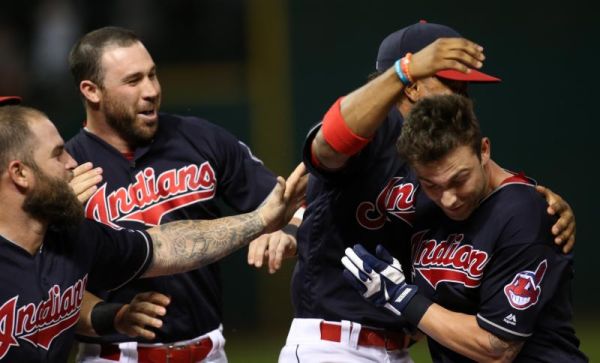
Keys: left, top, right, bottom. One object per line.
{"left": 102, "top": 93, "right": 158, "bottom": 147}
{"left": 22, "top": 167, "right": 84, "bottom": 228}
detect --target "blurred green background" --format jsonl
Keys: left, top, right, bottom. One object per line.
{"left": 2, "top": 0, "right": 597, "bottom": 361}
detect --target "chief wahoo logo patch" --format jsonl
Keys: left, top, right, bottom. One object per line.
{"left": 503, "top": 260, "right": 547, "bottom": 310}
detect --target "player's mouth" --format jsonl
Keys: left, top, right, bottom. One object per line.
{"left": 445, "top": 204, "right": 464, "bottom": 214}
{"left": 138, "top": 108, "right": 157, "bottom": 121}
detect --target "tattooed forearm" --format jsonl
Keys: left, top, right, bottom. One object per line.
{"left": 488, "top": 334, "right": 523, "bottom": 361}
{"left": 144, "top": 211, "right": 265, "bottom": 277}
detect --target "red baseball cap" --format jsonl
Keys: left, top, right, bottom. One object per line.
{"left": 376, "top": 21, "right": 500, "bottom": 83}
{"left": 0, "top": 96, "right": 22, "bottom": 106}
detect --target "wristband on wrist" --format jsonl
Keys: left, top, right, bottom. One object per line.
{"left": 91, "top": 302, "right": 126, "bottom": 335}
{"left": 394, "top": 53, "right": 414, "bottom": 86}
{"left": 401, "top": 53, "right": 414, "bottom": 83}
{"left": 321, "top": 97, "right": 372, "bottom": 156}
{"left": 394, "top": 59, "right": 411, "bottom": 86}
{"left": 402, "top": 293, "right": 433, "bottom": 327}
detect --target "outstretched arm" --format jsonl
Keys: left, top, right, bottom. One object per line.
{"left": 144, "top": 163, "right": 306, "bottom": 277}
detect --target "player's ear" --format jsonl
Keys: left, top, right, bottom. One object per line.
{"left": 480, "top": 137, "right": 491, "bottom": 166}
{"left": 80, "top": 80, "right": 101, "bottom": 104}
{"left": 403, "top": 82, "right": 419, "bottom": 103}
{"left": 7, "top": 160, "right": 33, "bottom": 189}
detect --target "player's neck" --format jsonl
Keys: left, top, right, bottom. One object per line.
{"left": 85, "top": 113, "right": 136, "bottom": 153}
{"left": 485, "top": 159, "right": 514, "bottom": 192}
{"left": 0, "top": 205, "right": 46, "bottom": 255}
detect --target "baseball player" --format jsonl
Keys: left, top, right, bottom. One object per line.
{"left": 0, "top": 104, "right": 303, "bottom": 362}
{"left": 1, "top": 96, "right": 175, "bottom": 344}
{"left": 65, "top": 26, "right": 302, "bottom": 362}
{"left": 280, "top": 22, "right": 576, "bottom": 362}
{"left": 343, "top": 94, "right": 587, "bottom": 362}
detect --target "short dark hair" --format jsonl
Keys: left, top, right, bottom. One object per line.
{"left": 68, "top": 26, "right": 140, "bottom": 87}
{"left": 397, "top": 94, "right": 482, "bottom": 166}
{"left": 0, "top": 106, "right": 44, "bottom": 174}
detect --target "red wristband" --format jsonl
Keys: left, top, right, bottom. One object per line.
{"left": 321, "top": 97, "right": 371, "bottom": 156}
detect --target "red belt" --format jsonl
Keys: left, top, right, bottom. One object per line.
{"left": 99, "top": 337, "right": 213, "bottom": 363}
{"left": 319, "top": 321, "right": 410, "bottom": 351}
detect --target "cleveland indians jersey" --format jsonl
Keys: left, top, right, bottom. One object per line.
{"left": 66, "top": 113, "right": 276, "bottom": 344}
{"left": 0, "top": 221, "right": 152, "bottom": 362}
{"left": 411, "top": 182, "right": 587, "bottom": 362}
{"left": 292, "top": 107, "right": 419, "bottom": 331}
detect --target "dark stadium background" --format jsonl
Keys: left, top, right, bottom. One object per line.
{"left": 1, "top": 0, "right": 596, "bottom": 361}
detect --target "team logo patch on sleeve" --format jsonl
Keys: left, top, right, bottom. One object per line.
{"left": 503, "top": 260, "right": 547, "bottom": 310}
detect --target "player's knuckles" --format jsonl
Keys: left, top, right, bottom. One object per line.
{"left": 554, "top": 219, "right": 567, "bottom": 231}
{"left": 550, "top": 201, "right": 566, "bottom": 213}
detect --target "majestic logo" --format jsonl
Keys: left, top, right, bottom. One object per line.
{"left": 412, "top": 230, "right": 489, "bottom": 288}
{"left": 503, "top": 260, "right": 547, "bottom": 310}
{"left": 86, "top": 163, "right": 216, "bottom": 228}
{"left": 0, "top": 276, "right": 87, "bottom": 359}
{"left": 503, "top": 313, "right": 517, "bottom": 326}
{"left": 356, "top": 177, "right": 417, "bottom": 230}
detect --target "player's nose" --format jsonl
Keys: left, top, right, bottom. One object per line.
{"left": 440, "top": 190, "right": 458, "bottom": 209}
{"left": 141, "top": 77, "right": 160, "bottom": 100}
{"left": 64, "top": 152, "right": 78, "bottom": 171}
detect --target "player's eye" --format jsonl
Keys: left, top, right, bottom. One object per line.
{"left": 425, "top": 183, "right": 440, "bottom": 190}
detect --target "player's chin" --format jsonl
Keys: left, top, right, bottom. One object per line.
{"left": 136, "top": 115, "right": 158, "bottom": 131}
{"left": 444, "top": 205, "right": 473, "bottom": 221}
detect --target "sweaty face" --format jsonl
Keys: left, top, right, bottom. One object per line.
{"left": 22, "top": 163, "right": 84, "bottom": 228}
{"left": 414, "top": 145, "right": 489, "bottom": 221}
{"left": 99, "top": 42, "right": 162, "bottom": 146}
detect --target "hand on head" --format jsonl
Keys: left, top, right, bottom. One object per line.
{"left": 409, "top": 38, "right": 485, "bottom": 81}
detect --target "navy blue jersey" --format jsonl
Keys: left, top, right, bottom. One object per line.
{"left": 411, "top": 182, "right": 587, "bottom": 362}
{"left": 66, "top": 113, "right": 276, "bottom": 343}
{"left": 0, "top": 220, "right": 152, "bottom": 362}
{"left": 293, "top": 107, "right": 419, "bottom": 331}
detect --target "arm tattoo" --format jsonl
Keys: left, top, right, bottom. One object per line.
{"left": 145, "top": 211, "right": 265, "bottom": 277}
{"left": 488, "top": 334, "right": 524, "bottom": 361}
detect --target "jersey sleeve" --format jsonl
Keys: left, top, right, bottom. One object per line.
{"left": 301, "top": 112, "right": 403, "bottom": 184}
{"left": 475, "top": 194, "right": 571, "bottom": 341}
{"left": 80, "top": 220, "right": 154, "bottom": 291}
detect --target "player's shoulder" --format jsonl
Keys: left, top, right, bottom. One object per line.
{"left": 160, "top": 112, "right": 230, "bottom": 135}
{"left": 65, "top": 128, "right": 123, "bottom": 163}
{"left": 485, "top": 182, "right": 554, "bottom": 247}
{"left": 489, "top": 182, "right": 547, "bottom": 214}
{"left": 159, "top": 112, "right": 241, "bottom": 145}
{"left": 65, "top": 128, "right": 89, "bottom": 154}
